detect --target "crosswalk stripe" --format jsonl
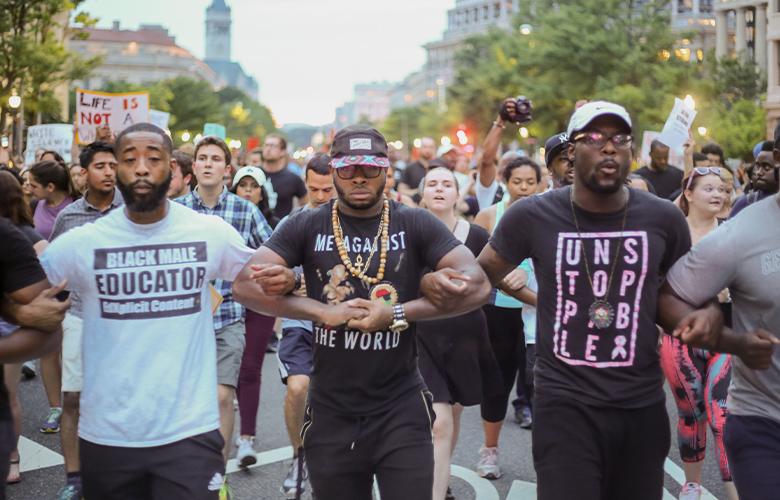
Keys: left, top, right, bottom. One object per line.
{"left": 664, "top": 458, "right": 719, "bottom": 499}
{"left": 18, "top": 436, "right": 64, "bottom": 472}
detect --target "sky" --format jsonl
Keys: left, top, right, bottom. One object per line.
{"left": 79, "top": 0, "right": 454, "bottom": 126}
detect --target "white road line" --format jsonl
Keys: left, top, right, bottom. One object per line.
{"left": 18, "top": 436, "right": 64, "bottom": 472}
{"left": 226, "top": 445, "right": 293, "bottom": 474}
{"left": 450, "top": 465, "right": 500, "bottom": 500}
{"left": 664, "top": 458, "right": 719, "bottom": 499}
{"left": 506, "top": 479, "right": 537, "bottom": 499}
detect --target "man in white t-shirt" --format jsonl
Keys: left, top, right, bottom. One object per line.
{"left": 40, "top": 123, "right": 255, "bottom": 499}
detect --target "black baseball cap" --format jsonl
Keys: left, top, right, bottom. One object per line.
{"left": 544, "top": 132, "right": 569, "bottom": 166}
{"left": 330, "top": 125, "right": 390, "bottom": 168}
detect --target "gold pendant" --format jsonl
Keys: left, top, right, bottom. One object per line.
{"left": 354, "top": 255, "right": 364, "bottom": 274}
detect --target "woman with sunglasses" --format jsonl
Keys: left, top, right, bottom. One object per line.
{"left": 417, "top": 167, "right": 501, "bottom": 500}
{"left": 661, "top": 166, "right": 738, "bottom": 500}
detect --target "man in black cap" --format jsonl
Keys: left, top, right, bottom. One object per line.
{"left": 234, "top": 125, "right": 491, "bottom": 500}
{"left": 544, "top": 132, "right": 573, "bottom": 188}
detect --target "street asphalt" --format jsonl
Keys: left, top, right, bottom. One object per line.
{"left": 9, "top": 353, "right": 727, "bottom": 499}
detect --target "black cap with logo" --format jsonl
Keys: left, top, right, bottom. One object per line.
{"left": 330, "top": 125, "right": 390, "bottom": 168}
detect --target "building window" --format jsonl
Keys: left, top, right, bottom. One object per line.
{"left": 495, "top": 3, "right": 501, "bottom": 18}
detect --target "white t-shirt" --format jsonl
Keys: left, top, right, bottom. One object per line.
{"left": 40, "top": 202, "right": 254, "bottom": 447}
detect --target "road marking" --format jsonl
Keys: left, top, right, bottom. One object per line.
{"left": 664, "top": 458, "right": 719, "bottom": 499}
{"left": 226, "top": 445, "right": 293, "bottom": 474}
{"left": 506, "top": 479, "right": 537, "bottom": 499}
{"left": 18, "top": 436, "right": 64, "bottom": 472}
{"left": 450, "top": 465, "right": 500, "bottom": 500}
{"left": 17, "top": 437, "right": 723, "bottom": 500}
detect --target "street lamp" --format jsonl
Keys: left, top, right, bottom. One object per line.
{"left": 520, "top": 24, "right": 532, "bottom": 36}
{"left": 181, "top": 131, "right": 191, "bottom": 142}
{"left": 697, "top": 126, "right": 707, "bottom": 137}
{"left": 7, "top": 91, "right": 22, "bottom": 158}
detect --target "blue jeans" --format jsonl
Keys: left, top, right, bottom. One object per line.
{"left": 724, "top": 413, "right": 780, "bottom": 500}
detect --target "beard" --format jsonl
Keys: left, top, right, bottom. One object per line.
{"left": 117, "top": 173, "right": 172, "bottom": 213}
{"left": 334, "top": 179, "right": 386, "bottom": 210}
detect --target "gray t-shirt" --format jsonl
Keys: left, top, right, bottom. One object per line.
{"left": 667, "top": 195, "right": 780, "bottom": 423}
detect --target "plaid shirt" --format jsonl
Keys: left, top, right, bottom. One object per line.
{"left": 175, "top": 187, "right": 272, "bottom": 329}
{"left": 49, "top": 189, "right": 124, "bottom": 318}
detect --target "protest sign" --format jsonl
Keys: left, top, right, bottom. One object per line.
{"left": 657, "top": 97, "right": 697, "bottom": 151}
{"left": 203, "top": 123, "right": 226, "bottom": 140}
{"left": 24, "top": 124, "right": 72, "bottom": 165}
{"left": 149, "top": 109, "right": 170, "bottom": 130}
{"left": 76, "top": 89, "right": 149, "bottom": 144}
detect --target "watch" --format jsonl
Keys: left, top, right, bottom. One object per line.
{"left": 389, "top": 303, "right": 409, "bottom": 333}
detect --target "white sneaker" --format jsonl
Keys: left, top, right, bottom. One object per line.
{"left": 679, "top": 482, "right": 703, "bottom": 500}
{"left": 282, "top": 457, "right": 308, "bottom": 499}
{"left": 476, "top": 445, "right": 501, "bottom": 479}
{"left": 236, "top": 437, "right": 257, "bottom": 468}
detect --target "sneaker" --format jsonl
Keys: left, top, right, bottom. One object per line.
{"left": 39, "top": 407, "right": 62, "bottom": 434}
{"left": 679, "top": 482, "right": 703, "bottom": 500}
{"left": 236, "top": 437, "right": 257, "bottom": 469}
{"left": 56, "top": 484, "right": 82, "bottom": 500}
{"left": 21, "top": 361, "right": 36, "bottom": 380}
{"left": 476, "top": 445, "right": 501, "bottom": 479}
{"left": 281, "top": 457, "right": 308, "bottom": 499}
{"left": 519, "top": 406, "right": 533, "bottom": 429}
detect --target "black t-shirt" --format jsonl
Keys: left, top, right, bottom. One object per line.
{"left": 634, "top": 165, "right": 684, "bottom": 200}
{"left": 400, "top": 161, "right": 427, "bottom": 191}
{"left": 490, "top": 187, "right": 691, "bottom": 408}
{"left": 264, "top": 167, "right": 307, "bottom": 220}
{"left": 264, "top": 199, "right": 460, "bottom": 415}
{"left": 0, "top": 218, "right": 48, "bottom": 421}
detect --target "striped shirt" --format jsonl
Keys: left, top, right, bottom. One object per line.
{"left": 49, "top": 189, "right": 125, "bottom": 318}
{"left": 175, "top": 187, "right": 273, "bottom": 329}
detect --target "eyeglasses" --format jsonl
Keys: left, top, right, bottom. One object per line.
{"left": 685, "top": 166, "right": 722, "bottom": 190}
{"left": 573, "top": 131, "right": 633, "bottom": 150}
{"left": 335, "top": 165, "right": 384, "bottom": 180}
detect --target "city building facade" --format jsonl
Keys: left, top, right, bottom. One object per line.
{"left": 70, "top": 22, "right": 220, "bottom": 90}
{"left": 203, "top": 0, "right": 260, "bottom": 100}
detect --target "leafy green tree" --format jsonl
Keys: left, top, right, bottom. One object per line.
{"left": 449, "top": 0, "right": 700, "bottom": 139}
{"left": 0, "top": 0, "right": 100, "bottom": 127}
{"left": 164, "top": 77, "right": 221, "bottom": 133}
{"left": 216, "top": 86, "right": 276, "bottom": 142}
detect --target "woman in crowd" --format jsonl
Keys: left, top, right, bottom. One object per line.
{"left": 0, "top": 170, "right": 48, "bottom": 486}
{"left": 384, "top": 164, "right": 416, "bottom": 207}
{"left": 27, "top": 160, "right": 75, "bottom": 434}
{"left": 660, "top": 167, "right": 738, "bottom": 500}
{"left": 230, "top": 166, "right": 279, "bottom": 467}
{"left": 417, "top": 166, "right": 501, "bottom": 500}
{"left": 472, "top": 157, "right": 540, "bottom": 478}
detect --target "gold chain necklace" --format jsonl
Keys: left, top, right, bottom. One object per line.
{"left": 332, "top": 198, "right": 390, "bottom": 285}
{"left": 569, "top": 186, "right": 630, "bottom": 329}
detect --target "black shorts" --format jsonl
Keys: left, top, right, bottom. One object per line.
{"left": 80, "top": 429, "right": 225, "bottom": 500}
{"left": 533, "top": 394, "right": 670, "bottom": 500}
{"left": 278, "top": 327, "right": 313, "bottom": 383}
{"left": 303, "top": 390, "right": 435, "bottom": 500}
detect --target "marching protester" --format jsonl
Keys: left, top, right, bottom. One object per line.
{"left": 176, "top": 136, "right": 273, "bottom": 469}
{"left": 48, "top": 141, "right": 123, "bottom": 500}
{"left": 418, "top": 166, "right": 501, "bottom": 499}
{"left": 234, "top": 125, "right": 492, "bottom": 500}
{"left": 424, "top": 100, "right": 770, "bottom": 500}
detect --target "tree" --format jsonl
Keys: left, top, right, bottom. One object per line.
{"left": 216, "top": 86, "right": 276, "bottom": 142}
{"left": 0, "top": 0, "right": 100, "bottom": 128}
{"left": 164, "top": 77, "right": 221, "bottom": 133}
{"left": 448, "top": 0, "right": 700, "bottom": 139}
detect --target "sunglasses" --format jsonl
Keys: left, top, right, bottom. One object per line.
{"left": 685, "top": 166, "right": 722, "bottom": 190}
{"left": 573, "top": 131, "right": 633, "bottom": 150}
{"left": 335, "top": 164, "right": 385, "bottom": 180}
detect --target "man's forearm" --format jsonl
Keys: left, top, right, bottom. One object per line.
{"left": 410, "top": 270, "right": 491, "bottom": 322}
{"left": 0, "top": 327, "right": 62, "bottom": 364}
{"left": 1, "top": 300, "right": 60, "bottom": 332}
{"left": 234, "top": 280, "right": 326, "bottom": 322}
